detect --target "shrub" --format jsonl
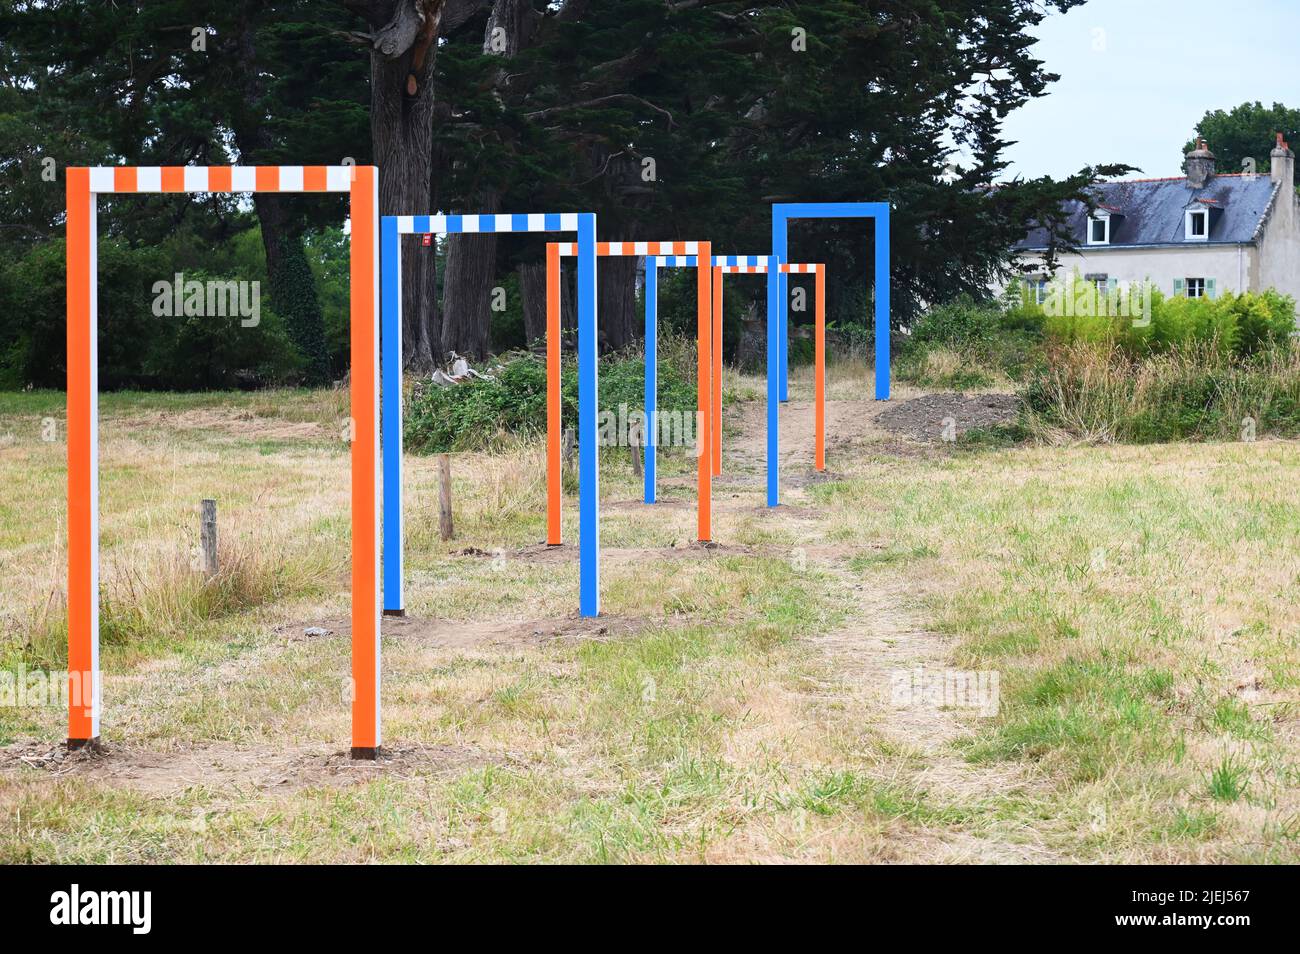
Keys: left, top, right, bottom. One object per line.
{"left": 898, "top": 293, "right": 1043, "bottom": 387}
{"left": 404, "top": 335, "right": 699, "bottom": 453}
{"left": 1022, "top": 274, "right": 1296, "bottom": 361}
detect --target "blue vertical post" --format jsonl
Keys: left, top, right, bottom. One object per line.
{"left": 765, "top": 256, "right": 781, "bottom": 507}
{"left": 644, "top": 259, "right": 657, "bottom": 504}
{"left": 778, "top": 268, "right": 789, "bottom": 402}
{"left": 381, "top": 216, "right": 403, "bottom": 615}
{"left": 874, "top": 207, "right": 891, "bottom": 400}
{"left": 577, "top": 213, "right": 600, "bottom": 617}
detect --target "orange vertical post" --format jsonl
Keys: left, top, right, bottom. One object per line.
{"left": 349, "top": 166, "right": 381, "bottom": 758}
{"left": 711, "top": 266, "right": 722, "bottom": 476}
{"left": 815, "top": 265, "right": 826, "bottom": 471}
{"left": 546, "top": 242, "right": 562, "bottom": 545}
{"left": 697, "top": 245, "right": 712, "bottom": 542}
{"left": 66, "top": 168, "right": 98, "bottom": 748}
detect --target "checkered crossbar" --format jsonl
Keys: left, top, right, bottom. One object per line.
{"left": 553, "top": 241, "right": 706, "bottom": 256}
{"left": 85, "top": 165, "right": 356, "bottom": 193}
{"left": 396, "top": 213, "right": 585, "bottom": 234}
{"left": 712, "top": 255, "right": 774, "bottom": 267}
{"left": 652, "top": 256, "right": 698, "bottom": 266}
{"left": 716, "top": 262, "right": 822, "bottom": 274}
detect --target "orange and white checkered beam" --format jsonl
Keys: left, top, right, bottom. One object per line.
{"left": 84, "top": 165, "right": 356, "bottom": 193}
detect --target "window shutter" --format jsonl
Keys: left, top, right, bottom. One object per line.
{"left": 1107, "top": 278, "right": 1118, "bottom": 293}
{"left": 1173, "top": 278, "right": 1185, "bottom": 297}
{"left": 1206, "top": 278, "right": 1217, "bottom": 299}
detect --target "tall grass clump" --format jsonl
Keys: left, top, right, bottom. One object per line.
{"left": 1024, "top": 341, "right": 1300, "bottom": 443}
{"left": 10, "top": 529, "right": 342, "bottom": 670}
{"left": 1015, "top": 278, "right": 1299, "bottom": 443}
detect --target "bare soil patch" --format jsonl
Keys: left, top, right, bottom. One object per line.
{"left": 0, "top": 738, "right": 485, "bottom": 798}
{"left": 276, "top": 610, "right": 649, "bottom": 649}
{"left": 876, "top": 392, "right": 1019, "bottom": 443}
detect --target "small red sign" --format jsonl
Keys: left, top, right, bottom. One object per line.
{"left": 422, "top": 234, "right": 432, "bottom": 247}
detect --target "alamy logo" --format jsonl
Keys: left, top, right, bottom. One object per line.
{"left": 50, "top": 884, "right": 152, "bottom": 935}
{"left": 152, "top": 272, "right": 260, "bottom": 327}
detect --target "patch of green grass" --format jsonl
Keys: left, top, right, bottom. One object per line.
{"left": 1207, "top": 756, "right": 1250, "bottom": 803}
{"left": 848, "top": 544, "right": 938, "bottom": 570}
{"left": 965, "top": 654, "right": 1177, "bottom": 781}
{"left": 1208, "top": 697, "right": 1271, "bottom": 742}
{"left": 1161, "top": 807, "right": 1220, "bottom": 841}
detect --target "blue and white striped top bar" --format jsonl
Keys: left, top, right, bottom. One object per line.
{"left": 395, "top": 213, "right": 584, "bottom": 234}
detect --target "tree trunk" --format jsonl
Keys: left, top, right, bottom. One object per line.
{"left": 560, "top": 266, "right": 578, "bottom": 351}
{"left": 363, "top": 0, "right": 443, "bottom": 373}
{"left": 599, "top": 256, "right": 638, "bottom": 352}
{"left": 518, "top": 260, "right": 546, "bottom": 349}
{"left": 437, "top": 0, "right": 541, "bottom": 360}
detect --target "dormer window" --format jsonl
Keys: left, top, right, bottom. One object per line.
{"left": 1087, "top": 214, "right": 1110, "bottom": 245}
{"left": 1185, "top": 209, "right": 1209, "bottom": 241}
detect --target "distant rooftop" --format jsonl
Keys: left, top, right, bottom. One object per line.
{"left": 1017, "top": 173, "right": 1278, "bottom": 250}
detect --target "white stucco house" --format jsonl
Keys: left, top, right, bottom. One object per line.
{"left": 1015, "top": 135, "right": 1299, "bottom": 307}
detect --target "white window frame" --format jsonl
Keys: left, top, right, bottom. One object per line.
{"left": 1086, "top": 213, "right": 1110, "bottom": 245}
{"left": 1185, "top": 277, "right": 1206, "bottom": 298}
{"left": 1185, "top": 208, "right": 1209, "bottom": 242}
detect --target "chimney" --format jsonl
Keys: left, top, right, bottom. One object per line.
{"left": 1270, "top": 132, "right": 1295, "bottom": 189}
{"left": 1184, "top": 138, "right": 1216, "bottom": 189}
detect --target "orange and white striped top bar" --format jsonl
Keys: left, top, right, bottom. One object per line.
{"left": 84, "top": 165, "right": 356, "bottom": 193}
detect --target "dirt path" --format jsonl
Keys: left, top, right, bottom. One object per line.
{"left": 716, "top": 389, "right": 1057, "bottom": 861}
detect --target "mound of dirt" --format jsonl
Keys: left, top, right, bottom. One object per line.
{"left": 876, "top": 392, "right": 1019, "bottom": 443}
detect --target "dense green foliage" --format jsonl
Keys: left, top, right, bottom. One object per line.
{"left": 404, "top": 335, "right": 699, "bottom": 453}
{"left": 1025, "top": 282, "right": 1296, "bottom": 359}
{"left": 1187, "top": 101, "right": 1300, "bottom": 179}
{"left": 897, "top": 294, "right": 1044, "bottom": 388}
{"left": 0, "top": 0, "right": 1133, "bottom": 390}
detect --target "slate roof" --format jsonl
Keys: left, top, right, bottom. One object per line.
{"left": 1016, "top": 173, "right": 1279, "bottom": 250}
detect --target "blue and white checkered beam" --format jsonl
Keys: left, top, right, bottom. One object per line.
{"left": 711, "top": 255, "right": 774, "bottom": 267}
{"left": 769, "top": 201, "right": 891, "bottom": 507}
{"left": 382, "top": 211, "right": 602, "bottom": 617}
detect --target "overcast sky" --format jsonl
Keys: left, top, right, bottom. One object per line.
{"left": 1000, "top": 0, "right": 1300, "bottom": 181}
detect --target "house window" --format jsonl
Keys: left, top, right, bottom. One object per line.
{"left": 1185, "top": 277, "right": 1205, "bottom": 298}
{"left": 1185, "top": 209, "right": 1209, "bottom": 241}
{"left": 1084, "top": 273, "right": 1108, "bottom": 294}
{"left": 1030, "top": 277, "right": 1049, "bottom": 304}
{"left": 1087, "top": 215, "right": 1109, "bottom": 245}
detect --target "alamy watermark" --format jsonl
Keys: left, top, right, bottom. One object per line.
{"left": 0, "top": 666, "right": 99, "bottom": 714}
{"left": 598, "top": 403, "right": 701, "bottom": 453}
{"left": 1031, "top": 273, "right": 1153, "bottom": 328}
{"left": 890, "top": 666, "right": 1000, "bottom": 716}
{"left": 152, "top": 272, "right": 260, "bottom": 327}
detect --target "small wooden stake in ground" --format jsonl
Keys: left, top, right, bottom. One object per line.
{"left": 562, "top": 426, "right": 576, "bottom": 479}
{"left": 200, "top": 499, "right": 218, "bottom": 577}
{"left": 438, "top": 454, "right": 453, "bottom": 541}
{"left": 630, "top": 422, "right": 643, "bottom": 478}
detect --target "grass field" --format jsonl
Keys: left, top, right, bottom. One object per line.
{"left": 1, "top": 364, "right": 1297, "bottom": 863}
